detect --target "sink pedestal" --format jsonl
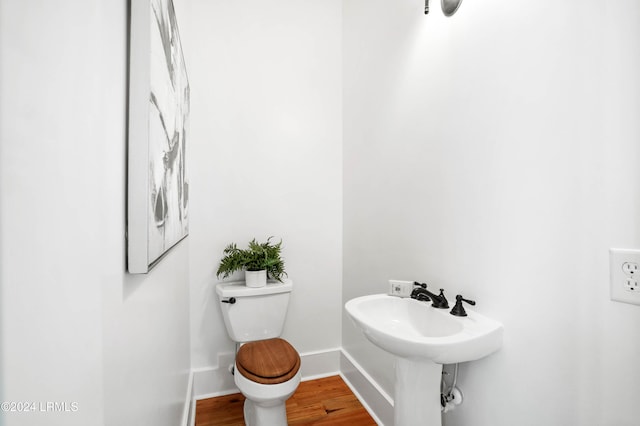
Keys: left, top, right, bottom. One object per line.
{"left": 394, "top": 357, "right": 442, "bottom": 426}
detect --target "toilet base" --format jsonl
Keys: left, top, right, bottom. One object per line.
{"left": 234, "top": 362, "right": 301, "bottom": 426}
{"left": 243, "top": 398, "right": 287, "bottom": 426}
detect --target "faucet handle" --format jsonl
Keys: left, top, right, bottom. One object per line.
{"left": 450, "top": 295, "right": 475, "bottom": 317}
{"left": 435, "top": 289, "right": 449, "bottom": 309}
{"left": 413, "top": 281, "right": 427, "bottom": 288}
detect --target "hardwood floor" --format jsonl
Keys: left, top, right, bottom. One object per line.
{"left": 195, "top": 375, "right": 377, "bottom": 426}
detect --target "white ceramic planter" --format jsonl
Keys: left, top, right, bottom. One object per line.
{"left": 245, "top": 270, "right": 267, "bottom": 288}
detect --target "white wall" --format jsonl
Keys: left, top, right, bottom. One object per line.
{"left": 184, "top": 0, "right": 343, "bottom": 384}
{"left": 0, "top": 1, "right": 190, "bottom": 425}
{"left": 4, "top": 0, "right": 638, "bottom": 424}
{"left": 343, "top": 0, "right": 640, "bottom": 425}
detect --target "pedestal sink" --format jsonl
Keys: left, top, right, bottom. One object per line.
{"left": 345, "top": 294, "right": 503, "bottom": 426}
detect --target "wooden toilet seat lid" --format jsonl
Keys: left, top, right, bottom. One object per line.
{"left": 236, "top": 338, "right": 301, "bottom": 385}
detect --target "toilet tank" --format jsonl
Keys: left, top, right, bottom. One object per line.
{"left": 216, "top": 279, "right": 293, "bottom": 343}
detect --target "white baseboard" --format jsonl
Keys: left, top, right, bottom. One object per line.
{"left": 298, "top": 347, "right": 341, "bottom": 381}
{"left": 340, "top": 349, "right": 394, "bottom": 426}
{"left": 193, "top": 347, "right": 341, "bottom": 400}
{"left": 181, "top": 370, "right": 194, "bottom": 426}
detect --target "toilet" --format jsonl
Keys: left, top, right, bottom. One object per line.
{"left": 216, "top": 279, "right": 301, "bottom": 426}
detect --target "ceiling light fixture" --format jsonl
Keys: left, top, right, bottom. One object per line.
{"left": 424, "top": 0, "right": 464, "bottom": 16}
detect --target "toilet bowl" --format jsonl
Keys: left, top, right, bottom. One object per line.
{"left": 234, "top": 338, "right": 301, "bottom": 426}
{"left": 216, "top": 280, "right": 300, "bottom": 426}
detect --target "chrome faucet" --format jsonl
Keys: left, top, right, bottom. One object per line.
{"left": 411, "top": 282, "right": 449, "bottom": 309}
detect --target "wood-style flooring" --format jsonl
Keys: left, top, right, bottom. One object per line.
{"left": 195, "top": 375, "right": 377, "bottom": 426}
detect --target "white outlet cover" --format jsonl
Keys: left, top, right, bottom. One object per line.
{"left": 388, "top": 279, "right": 414, "bottom": 298}
{"left": 610, "top": 248, "right": 640, "bottom": 306}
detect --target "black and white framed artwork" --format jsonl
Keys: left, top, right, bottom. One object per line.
{"left": 128, "top": 0, "right": 190, "bottom": 273}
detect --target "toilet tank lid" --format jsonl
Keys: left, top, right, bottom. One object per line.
{"left": 216, "top": 279, "right": 293, "bottom": 298}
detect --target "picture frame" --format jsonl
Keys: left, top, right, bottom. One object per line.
{"left": 127, "top": 0, "right": 190, "bottom": 273}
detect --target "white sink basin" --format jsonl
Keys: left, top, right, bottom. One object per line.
{"left": 345, "top": 294, "right": 503, "bottom": 364}
{"left": 345, "top": 293, "right": 504, "bottom": 426}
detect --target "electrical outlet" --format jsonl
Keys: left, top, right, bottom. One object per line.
{"left": 622, "top": 262, "right": 639, "bottom": 276}
{"left": 625, "top": 278, "right": 638, "bottom": 292}
{"left": 610, "top": 248, "right": 640, "bottom": 305}
{"left": 389, "top": 280, "right": 414, "bottom": 298}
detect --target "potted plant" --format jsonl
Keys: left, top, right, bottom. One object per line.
{"left": 216, "top": 237, "right": 287, "bottom": 288}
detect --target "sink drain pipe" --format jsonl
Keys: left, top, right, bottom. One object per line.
{"left": 441, "top": 364, "right": 463, "bottom": 413}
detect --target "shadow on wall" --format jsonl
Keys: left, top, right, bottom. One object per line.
{"left": 124, "top": 273, "right": 148, "bottom": 301}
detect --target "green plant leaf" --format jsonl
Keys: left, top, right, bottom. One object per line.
{"left": 216, "top": 237, "right": 287, "bottom": 282}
